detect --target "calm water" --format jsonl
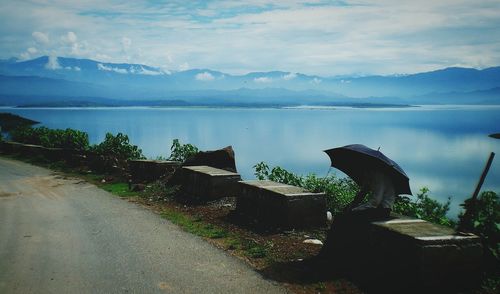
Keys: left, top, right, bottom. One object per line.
{"left": 3, "top": 105, "right": 499, "bottom": 217}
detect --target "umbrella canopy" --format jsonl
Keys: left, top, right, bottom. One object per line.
{"left": 324, "top": 144, "right": 412, "bottom": 195}
{"left": 489, "top": 133, "right": 500, "bottom": 139}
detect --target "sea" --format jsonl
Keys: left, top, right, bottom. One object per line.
{"left": 2, "top": 105, "right": 499, "bottom": 217}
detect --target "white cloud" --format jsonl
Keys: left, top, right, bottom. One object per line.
{"left": 195, "top": 71, "right": 215, "bottom": 81}
{"left": 129, "top": 65, "right": 165, "bottom": 75}
{"left": 138, "top": 66, "right": 163, "bottom": 75}
{"left": 283, "top": 72, "right": 297, "bottom": 80}
{"left": 311, "top": 77, "right": 322, "bottom": 84}
{"left": 97, "top": 63, "right": 128, "bottom": 74}
{"left": 19, "top": 52, "right": 30, "bottom": 60}
{"left": 74, "top": 66, "right": 81, "bottom": 71}
{"left": 97, "top": 63, "right": 111, "bottom": 71}
{"left": 61, "top": 31, "right": 77, "bottom": 44}
{"left": 254, "top": 76, "right": 272, "bottom": 83}
{"left": 2, "top": 1, "right": 500, "bottom": 75}
{"left": 121, "top": 37, "right": 132, "bottom": 50}
{"left": 179, "top": 62, "right": 190, "bottom": 71}
{"left": 45, "top": 55, "right": 61, "bottom": 70}
{"left": 19, "top": 47, "right": 38, "bottom": 60}
{"left": 32, "top": 31, "right": 49, "bottom": 45}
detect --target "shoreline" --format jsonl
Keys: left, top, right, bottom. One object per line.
{"left": 2, "top": 104, "right": 500, "bottom": 111}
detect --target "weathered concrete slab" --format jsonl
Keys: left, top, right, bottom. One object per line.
{"left": 180, "top": 165, "right": 241, "bottom": 202}
{"left": 350, "top": 216, "right": 483, "bottom": 292}
{"left": 128, "top": 159, "right": 180, "bottom": 183}
{"left": 236, "top": 180, "right": 326, "bottom": 229}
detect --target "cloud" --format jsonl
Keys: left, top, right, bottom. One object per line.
{"left": 283, "top": 72, "right": 297, "bottom": 80}
{"left": 19, "top": 47, "right": 38, "bottom": 60}
{"left": 97, "top": 63, "right": 128, "bottom": 74}
{"left": 179, "top": 62, "right": 190, "bottom": 71}
{"left": 19, "top": 52, "right": 31, "bottom": 60}
{"left": 2, "top": 1, "right": 500, "bottom": 75}
{"left": 61, "top": 31, "right": 77, "bottom": 44}
{"left": 195, "top": 71, "right": 215, "bottom": 81}
{"left": 311, "top": 77, "right": 322, "bottom": 84}
{"left": 254, "top": 77, "right": 272, "bottom": 83}
{"left": 45, "top": 55, "right": 61, "bottom": 70}
{"left": 32, "top": 31, "right": 49, "bottom": 45}
{"left": 132, "top": 65, "right": 164, "bottom": 75}
{"left": 121, "top": 37, "right": 132, "bottom": 50}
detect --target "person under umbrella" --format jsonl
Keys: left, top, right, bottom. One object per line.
{"left": 318, "top": 144, "right": 411, "bottom": 265}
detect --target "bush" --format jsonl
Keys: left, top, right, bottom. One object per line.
{"left": 254, "top": 162, "right": 359, "bottom": 216}
{"left": 254, "top": 162, "right": 456, "bottom": 224}
{"left": 168, "top": 139, "right": 199, "bottom": 162}
{"left": 458, "top": 191, "right": 500, "bottom": 265}
{"left": 10, "top": 126, "right": 89, "bottom": 151}
{"left": 92, "top": 132, "right": 143, "bottom": 161}
{"left": 143, "top": 181, "right": 180, "bottom": 202}
{"left": 393, "top": 187, "right": 453, "bottom": 227}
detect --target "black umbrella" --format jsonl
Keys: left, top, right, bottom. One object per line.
{"left": 324, "top": 144, "right": 412, "bottom": 195}
{"left": 489, "top": 133, "right": 500, "bottom": 139}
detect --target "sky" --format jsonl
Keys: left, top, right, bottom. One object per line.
{"left": 1, "top": 0, "right": 500, "bottom": 76}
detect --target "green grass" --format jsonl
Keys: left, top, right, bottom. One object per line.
{"left": 161, "top": 209, "right": 229, "bottom": 239}
{"left": 101, "top": 182, "right": 137, "bottom": 198}
{"left": 160, "top": 208, "right": 272, "bottom": 259}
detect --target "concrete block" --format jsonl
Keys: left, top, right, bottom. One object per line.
{"left": 359, "top": 217, "right": 483, "bottom": 291}
{"left": 236, "top": 180, "right": 326, "bottom": 229}
{"left": 181, "top": 165, "right": 241, "bottom": 201}
{"left": 128, "top": 159, "right": 181, "bottom": 183}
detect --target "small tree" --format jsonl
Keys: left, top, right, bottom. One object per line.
{"left": 168, "top": 139, "right": 199, "bottom": 162}
{"left": 93, "top": 133, "right": 143, "bottom": 161}
{"left": 393, "top": 187, "right": 453, "bottom": 227}
{"left": 459, "top": 191, "right": 500, "bottom": 264}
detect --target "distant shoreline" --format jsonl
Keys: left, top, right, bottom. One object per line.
{"left": 2, "top": 104, "right": 500, "bottom": 111}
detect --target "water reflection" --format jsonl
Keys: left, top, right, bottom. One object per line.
{"left": 3, "top": 106, "right": 499, "bottom": 217}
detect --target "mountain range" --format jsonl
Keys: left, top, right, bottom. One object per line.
{"left": 0, "top": 56, "right": 499, "bottom": 106}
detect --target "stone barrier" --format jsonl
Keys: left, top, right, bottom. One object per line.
{"left": 341, "top": 216, "right": 483, "bottom": 292}
{"left": 128, "top": 159, "right": 181, "bottom": 183}
{"left": 180, "top": 165, "right": 241, "bottom": 202}
{"left": 236, "top": 180, "right": 326, "bottom": 229}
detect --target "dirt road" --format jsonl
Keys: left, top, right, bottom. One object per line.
{"left": 0, "top": 157, "right": 285, "bottom": 293}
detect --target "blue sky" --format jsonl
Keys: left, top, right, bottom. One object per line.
{"left": 1, "top": 0, "right": 500, "bottom": 76}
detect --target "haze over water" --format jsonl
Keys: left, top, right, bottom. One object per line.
{"left": 3, "top": 105, "right": 499, "bottom": 217}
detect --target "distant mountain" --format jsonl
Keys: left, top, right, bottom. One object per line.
{"left": 0, "top": 56, "right": 499, "bottom": 106}
{"left": 405, "top": 87, "right": 500, "bottom": 105}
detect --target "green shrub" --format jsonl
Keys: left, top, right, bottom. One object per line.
{"left": 458, "top": 191, "right": 500, "bottom": 264}
{"left": 168, "top": 139, "right": 199, "bottom": 162}
{"left": 393, "top": 187, "right": 453, "bottom": 227}
{"left": 92, "top": 132, "right": 143, "bottom": 160}
{"left": 10, "top": 126, "right": 89, "bottom": 151}
{"left": 143, "top": 181, "right": 179, "bottom": 202}
{"left": 254, "top": 162, "right": 455, "bottom": 224}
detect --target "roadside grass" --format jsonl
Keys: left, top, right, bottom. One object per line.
{"left": 160, "top": 207, "right": 273, "bottom": 260}
{"left": 101, "top": 182, "right": 136, "bottom": 198}
{"left": 161, "top": 208, "right": 229, "bottom": 239}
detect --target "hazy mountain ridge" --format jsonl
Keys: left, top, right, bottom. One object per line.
{"left": 0, "top": 56, "right": 499, "bottom": 106}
